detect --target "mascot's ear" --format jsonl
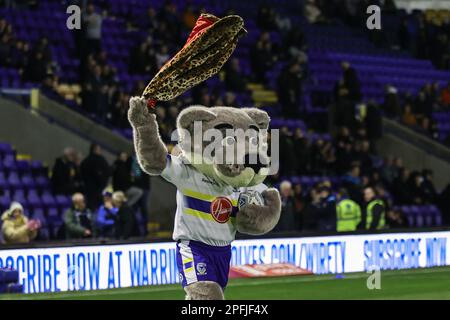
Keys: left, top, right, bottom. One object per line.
{"left": 242, "top": 108, "right": 270, "bottom": 129}
{"left": 177, "top": 106, "right": 217, "bottom": 132}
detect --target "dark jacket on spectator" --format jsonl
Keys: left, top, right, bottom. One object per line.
{"left": 51, "top": 157, "right": 82, "bottom": 195}
{"left": 80, "top": 152, "right": 110, "bottom": 209}
{"left": 115, "top": 204, "right": 136, "bottom": 240}
{"left": 112, "top": 158, "right": 132, "bottom": 192}
{"left": 63, "top": 207, "right": 93, "bottom": 239}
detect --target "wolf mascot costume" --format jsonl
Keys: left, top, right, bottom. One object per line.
{"left": 128, "top": 14, "right": 281, "bottom": 300}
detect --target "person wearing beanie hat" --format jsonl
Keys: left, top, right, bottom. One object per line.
{"left": 1, "top": 202, "right": 41, "bottom": 244}
{"left": 96, "top": 190, "right": 118, "bottom": 238}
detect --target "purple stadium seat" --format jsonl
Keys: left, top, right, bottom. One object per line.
{"left": 35, "top": 175, "right": 50, "bottom": 189}
{"left": 21, "top": 174, "right": 35, "bottom": 189}
{"left": 41, "top": 191, "right": 56, "bottom": 208}
{"left": 3, "top": 155, "right": 17, "bottom": 171}
{"left": 411, "top": 206, "right": 424, "bottom": 228}
{"left": 401, "top": 206, "right": 414, "bottom": 227}
{"left": 55, "top": 195, "right": 71, "bottom": 208}
{"left": 0, "top": 173, "right": 8, "bottom": 189}
{"left": 7, "top": 172, "right": 22, "bottom": 189}
{"left": 27, "top": 189, "right": 42, "bottom": 209}
{"left": 429, "top": 205, "right": 442, "bottom": 227}
{"left": 16, "top": 160, "right": 31, "bottom": 173}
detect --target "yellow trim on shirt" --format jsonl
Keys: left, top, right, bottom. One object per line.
{"left": 184, "top": 208, "right": 236, "bottom": 224}
{"left": 182, "top": 258, "right": 193, "bottom": 264}
{"left": 182, "top": 188, "right": 238, "bottom": 206}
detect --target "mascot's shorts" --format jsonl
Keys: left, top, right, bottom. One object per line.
{"left": 176, "top": 240, "right": 232, "bottom": 289}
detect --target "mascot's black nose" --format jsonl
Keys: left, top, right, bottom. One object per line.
{"left": 244, "top": 153, "right": 267, "bottom": 174}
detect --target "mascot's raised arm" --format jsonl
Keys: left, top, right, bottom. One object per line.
{"left": 127, "top": 13, "right": 281, "bottom": 300}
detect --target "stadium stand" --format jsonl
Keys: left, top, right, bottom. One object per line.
{"left": 0, "top": 0, "right": 449, "bottom": 244}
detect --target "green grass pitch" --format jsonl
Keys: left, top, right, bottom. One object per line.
{"left": 2, "top": 266, "right": 450, "bottom": 300}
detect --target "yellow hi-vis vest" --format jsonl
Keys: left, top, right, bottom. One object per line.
{"left": 336, "top": 199, "right": 361, "bottom": 232}
{"left": 365, "top": 199, "right": 385, "bottom": 230}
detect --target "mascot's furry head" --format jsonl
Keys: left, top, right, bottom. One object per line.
{"left": 141, "top": 13, "right": 272, "bottom": 188}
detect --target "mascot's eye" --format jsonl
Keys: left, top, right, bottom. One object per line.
{"left": 222, "top": 136, "right": 236, "bottom": 147}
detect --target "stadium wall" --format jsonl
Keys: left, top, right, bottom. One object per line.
{"left": 36, "top": 94, "right": 133, "bottom": 156}
{"left": 377, "top": 119, "right": 450, "bottom": 191}
{"left": 0, "top": 97, "right": 115, "bottom": 164}
{"left": 0, "top": 230, "right": 448, "bottom": 294}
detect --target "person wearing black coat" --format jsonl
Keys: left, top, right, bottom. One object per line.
{"left": 51, "top": 148, "right": 83, "bottom": 195}
{"left": 111, "top": 191, "right": 137, "bottom": 240}
{"left": 80, "top": 144, "right": 110, "bottom": 210}
{"left": 112, "top": 152, "right": 132, "bottom": 192}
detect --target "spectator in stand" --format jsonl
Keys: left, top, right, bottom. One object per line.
{"left": 304, "top": 0, "right": 327, "bottom": 24}
{"left": 250, "top": 32, "right": 277, "bottom": 82}
{"left": 438, "top": 183, "right": 450, "bottom": 226}
{"left": 386, "top": 209, "right": 408, "bottom": 229}
{"left": 129, "top": 38, "right": 157, "bottom": 75}
{"left": 23, "top": 51, "right": 49, "bottom": 83}
{"left": 365, "top": 101, "right": 383, "bottom": 149}
{"left": 141, "top": 6, "right": 158, "bottom": 32}
{"left": 293, "top": 128, "right": 310, "bottom": 174}
{"left": 302, "top": 185, "right": 321, "bottom": 232}
{"left": 111, "top": 191, "right": 136, "bottom": 240}
{"left": 157, "top": 1, "right": 181, "bottom": 44}
{"left": 224, "top": 58, "right": 247, "bottom": 93}
{"left": 86, "top": 64, "right": 107, "bottom": 116}
{"left": 440, "top": 83, "right": 450, "bottom": 108}
{"left": 182, "top": 4, "right": 198, "bottom": 30}
{"left": 0, "top": 32, "right": 12, "bottom": 67}
{"left": 409, "top": 171, "right": 425, "bottom": 204}
{"left": 392, "top": 167, "right": 412, "bottom": 204}
{"left": 278, "top": 126, "right": 296, "bottom": 176}
{"left": 421, "top": 169, "right": 437, "bottom": 204}
{"left": 277, "top": 61, "right": 304, "bottom": 118}
{"left": 112, "top": 152, "right": 132, "bottom": 193}
{"left": 275, "top": 11, "right": 292, "bottom": 34}
{"left": 10, "top": 40, "right": 29, "bottom": 72}
{"left": 96, "top": 191, "right": 118, "bottom": 238}
{"left": 380, "top": 156, "right": 397, "bottom": 186}
{"left": 334, "top": 62, "right": 361, "bottom": 129}
{"left": 1, "top": 202, "right": 41, "bottom": 244}
{"left": 383, "top": 85, "right": 401, "bottom": 118}
{"left": 112, "top": 152, "right": 144, "bottom": 209}
{"left": 274, "top": 181, "right": 297, "bottom": 232}
{"left": 131, "top": 155, "right": 151, "bottom": 235}
{"left": 317, "top": 185, "right": 336, "bottom": 231}
{"left": 401, "top": 103, "right": 417, "bottom": 127}
{"left": 155, "top": 44, "right": 170, "bottom": 69}
{"left": 33, "top": 37, "right": 52, "bottom": 65}
{"left": 80, "top": 143, "right": 110, "bottom": 210}
{"left": 63, "top": 193, "right": 93, "bottom": 239}
{"left": 83, "top": 4, "right": 103, "bottom": 56}
{"left": 51, "top": 147, "right": 83, "bottom": 195}
{"left": 293, "top": 183, "right": 306, "bottom": 229}
{"left": 341, "top": 61, "right": 361, "bottom": 103}
{"left": 397, "top": 16, "right": 410, "bottom": 51}
{"left": 362, "top": 186, "right": 386, "bottom": 230}
{"left": 342, "top": 164, "right": 363, "bottom": 204}
{"left": 256, "top": 4, "right": 277, "bottom": 31}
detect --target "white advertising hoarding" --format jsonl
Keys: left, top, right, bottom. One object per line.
{"left": 0, "top": 231, "right": 448, "bottom": 293}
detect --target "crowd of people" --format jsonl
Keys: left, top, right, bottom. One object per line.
{"left": 48, "top": 144, "right": 150, "bottom": 241}
{"left": 265, "top": 60, "right": 447, "bottom": 233}
{"left": 0, "top": 17, "right": 59, "bottom": 84}
{"left": 1, "top": 1, "right": 449, "bottom": 245}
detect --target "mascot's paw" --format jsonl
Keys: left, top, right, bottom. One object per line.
{"left": 236, "top": 188, "right": 281, "bottom": 235}
{"left": 128, "top": 96, "right": 155, "bottom": 127}
{"left": 185, "top": 281, "right": 224, "bottom": 300}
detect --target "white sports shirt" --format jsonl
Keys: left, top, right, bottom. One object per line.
{"left": 161, "top": 155, "right": 268, "bottom": 247}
